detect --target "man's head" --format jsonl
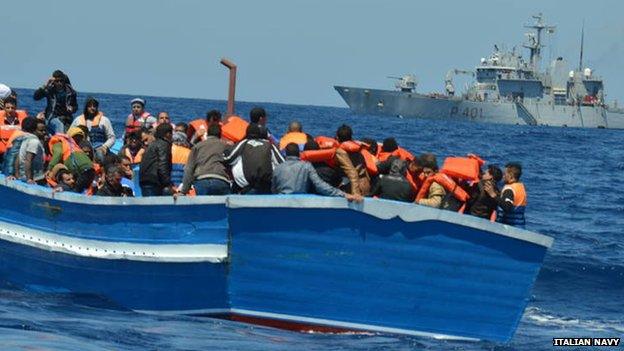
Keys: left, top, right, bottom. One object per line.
{"left": 483, "top": 165, "right": 503, "bottom": 183}
{"left": 130, "top": 98, "right": 146, "bottom": 116}
{"left": 57, "top": 169, "right": 75, "bottom": 188}
{"left": 287, "top": 121, "right": 302, "bottom": 133}
{"left": 67, "top": 127, "right": 85, "bottom": 144}
{"left": 503, "top": 162, "right": 522, "bottom": 184}
{"left": 245, "top": 123, "right": 263, "bottom": 140}
{"left": 155, "top": 123, "right": 173, "bottom": 142}
{"left": 35, "top": 120, "right": 47, "bottom": 141}
{"left": 120, "top": 156, "right": 133, "bottom": 179}
{"left": 206, "top": 110, "right": 222, "bottom": 124}
{"left": 158, "top": 112, "right": 170, "bottom": 125}
{"left": 249, "top": 107, "right": 267, "bottom": 125}
{"left": 141, "top": 128, "right": 155, "bottom": 146}
{"left": 3, "top": 96, "right": 17, "bottom": 117}
{"left": 284, "top": 143, "right": 300, "bottom": 158}
{"left": 407, "top": 157, "right": 422, "bottom": 174}
{"left": 175, "top": 122, "right": 188, "bottom": 134}
{"left": 419, "top": 153, "right": 438, "bottom": 177}
{"left": 79, "top": 140, "right": 94, "bottom": 160}
{"left": 382, "top": 137, "right": 399, "bottom": 153}
{"left": 84, "top": 97, "right": 99, "bottom": 117}
{"left": 21, "top": 117, "right": 38, "bottom": 133}
{"left": 105, "top": 165, "right": 124, "bottom": 188}
{"left": 51, "top": 70, "right": 66, "bottom": 90}
{"left": 208, "top": 123, "right": 221, "bottom": 138}
{"left": 126, "top": 131, "right": 142, "bottom": 150}
{"left": 172, "top": 131, "right": 189, "bottom": 147}
{"left": 336, "top": 124, "right": 353, "bottom": 143}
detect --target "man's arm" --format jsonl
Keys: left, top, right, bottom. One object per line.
{"left": 496, "top": 188, "right": 515, "bottom": 213}
{"left": 335, "top": 148, "right": 361, "bottom": 195}
{"left": 307, "top": 163, "right": 344, "bottom": 197}
{"left": 180, "top": 147, "right": 198, "bottom": 194}
{"left": 47, "top": 143, "right": 64, "bottom": 171}
{"left": 101, "top": 117, "right": 116, "bottom": 150}
{"left": 24, "top": 152, "right": 35, "bottom": 182}
{"left": 417, "top": 182, "right": 445, "bottom": 208}
{"left": 33, "top": 86, "right": 48, "bottom": 101}
{"left": 156, "top": 142, "right": 173, "bottom": 187}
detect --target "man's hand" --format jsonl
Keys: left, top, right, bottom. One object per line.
{"left": 345, "top": 193, "right": 364, "bottom": 203}
{"left": 27, "top": 179, "right": 36, "bottom": 185}
{"left": 483, "top": 181, "right": 497, "bottom": 198}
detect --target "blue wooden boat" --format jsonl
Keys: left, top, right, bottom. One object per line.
{"left": 0, "top": 175, "right": 552, "bottom": 342}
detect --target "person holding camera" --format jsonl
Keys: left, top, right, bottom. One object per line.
{"left": 33, "top": 70, "right": 77, "bottom": 135}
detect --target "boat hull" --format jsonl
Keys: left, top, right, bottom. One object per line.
{"left": 335, "top": 86, "right": 623, "bottom": 129}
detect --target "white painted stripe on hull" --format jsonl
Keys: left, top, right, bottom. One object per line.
{"left": 0, "top": 221, "right": 227, "bottom": 263}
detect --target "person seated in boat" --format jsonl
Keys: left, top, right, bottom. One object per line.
{"left": 33, "top": 70, "right": 78, "bottom": 134}
{"left": 249, "top": 107, "right": 275, "bottom": 144}
{"left": 302, "top": 140, "right": 341, "bottom": 188}
{"left": 139, "top": 123, "right": 174, "bottom": 196}
{"left": 1, "top": 96, "right": 28, "bottom": 126}
{"left": 119, "top": 131, "right": 145, "bottom": 165}
{"left": 70, "top": 97, "right": 115, "bottom": 163}
{"left": 175, "top": 122, "right": 189, "bottom": 136}
{"left": 224, "top": 123, "right": 284, "bottom": 194}
{"left": 119, "top": 155, "right": 136, "bottom": 195}
{"left": 96, "top": 165, "right": 129, "bottom": 197}
{"left": 54, "top": 168, "right": 77, "bottom": 192}
{"left": 125, "top": 98, "right": 156, "bottom": 134}
{"left": 190, "top": 110, "right": 222, "bottom": 145}
{"left": 180, "top": 124, "right": 232, "bottom": 196}
{"left": 416, "top": 153, "right": 446, "bottom": 208}
{"left": 334, "top": 124, "right": 370, "bottom": 196}
{"left": 11, "top": 118, "right": 47, "bottom": 184}
{"left": 140, "top": 127, "right": 155, "bottom": 147}
{"left": 370, "top": 158, "right": 415, "bottom": 203}
{"left": 156, "top": 111, "right": 177, "bottom": 129}
{"left": 171, "top": 131, "right": 191, "bottom": 189}
{"left": 278, "top": 121, "right": 312, "bottom": 150}
{"left": 466, "top": 164, "right": 502, "bottom": 219}
{"left": 272, "top": 142, "right": 362, "bottom": 202}
{"left": 486, "top": 162, "right": 527, "bottom": 228}
{"left": 47, "top": 127, "right": 87, "bottom": 173}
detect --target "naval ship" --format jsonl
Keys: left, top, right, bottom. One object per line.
{"left": 335, "top": 14, "right": 624, "bottom": 129}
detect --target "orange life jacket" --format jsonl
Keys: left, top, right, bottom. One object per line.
{"left": 188, "top": 119, "right": 208, "bottom": 140}
{"left": 339, "top": 141, "right": 378, "bottom": 176}
{"left": 314, "top": 136, "right": 339, "bottom": 149}
{"left": 279, "top": 132, "right": 308, "bottom": 150}
{"left": 405, "top": 171, "right": 425, "bottom": 193}
{"left": 300, "top": 148, "right": 337, "bottom": 167}
{"left": 125, "top": 112, "right": 153, "bottom": 134}
{"left": 124, "top": 147, "right": 145, "bottom": 164}
{"left": 48, "top": 134, "right": 81, "bottom": 162}
{"left": 377, "top": 147, "right": 415, "bottom": 162}
{"left": 171, "top": 144, "right": 191, "bottom": 186}
{"left": 221, "top": 116, "right": 248, "bottom": 143}
{"left": 0, "top": 110, "right": 28, "bottom": 154}
{"left": 416, "top": 172, "right": 470, "bottom": 205}
{"left": 441, "top": 156, "right": 482, "bottom": 183}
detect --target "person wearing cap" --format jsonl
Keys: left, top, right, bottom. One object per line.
{"left": 45, "top": 126, "right": 94, "bottom": 193}
{"left": 47, "top": 126, "right": 86, "bottom": 170}
{"left": 170, "top": 130, "right": 191, "bottom": 188}
{"left": 125, "top": 98, "right": 156, "bottom": 134}
{"left": 0, "top": 83, "right": 12, "bottom": 110}
{"left": 33, "top": 70, "right": 78, "bottom": 134}
{"left": 70, "top": 97, "right": 116, "bottom": 162}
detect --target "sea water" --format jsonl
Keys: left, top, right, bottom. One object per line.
{"left": 0, "top": 88, "right": 622, "bottom": 350}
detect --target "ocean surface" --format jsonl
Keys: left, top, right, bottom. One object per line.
{"left": 1, "top": 88, "right": 622, "bottom": 350}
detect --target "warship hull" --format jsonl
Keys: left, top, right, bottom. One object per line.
{"left": 335, "top": 86, "right": 624, "bottom": 129}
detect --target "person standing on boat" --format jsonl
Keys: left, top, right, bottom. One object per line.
{"left": 139, "top": 123, "right": 174, "bottom": 196}
{"left": 70, "top": 97, "right": 116, "bottom": 163}
{"left": 180, "top": 124, "right": 232, "bottom": 196}
{"left": 272, "top": 143, "right": 362, "bottom": 201}
{"left": 33, "top": 70, "right": 77, "bottom": 135}
{"left": 487, "top": 162, "right": 527, "bottom": 228}
{"left": 224, "top": 123, "right": 284, "bottom": 194}
{"left": 15, "top": 118, "right": 47, "bottom": 184}
{"left": 125, "top": 98, "right": 156, "bottom": 134}
{"left": 416, "top": 153, "right": 446, "bottom": 208}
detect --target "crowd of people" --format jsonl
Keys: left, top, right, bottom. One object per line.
{"left": 0, "top": 70, "right": 527, "bottom": 227}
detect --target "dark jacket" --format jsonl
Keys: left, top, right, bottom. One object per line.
{"left": 370, "top": 158, "right": 414, "bottom": 202}
{"left": 180, "top": 136, "right": 232, "bottom": 194}
{"left": 96, "top": 182, "right": 125, "bottom": 197}
{"left": 467, "top": 180, "right": 499, "bottom": 219}
{"left": 224, "top": 138, "right": 284, "bottom": 193}
{"left": 139, "top": 138, "right": 172, "bottom": 188}
{"left": 33, "top": 83, "right": 78, "bottom": 121}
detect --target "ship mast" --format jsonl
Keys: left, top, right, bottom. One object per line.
{"left": 578, "top": 20, "right": 585, "bottom": 72}
{"left": 523, "top": 13, "right": 555, "bottom": 71}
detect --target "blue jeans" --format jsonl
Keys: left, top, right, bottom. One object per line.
{"left": 193, "top": 178, "right": 231, "bottom": 195}
{"left": 47, "top": 117, "right": 66, "bottom": 135}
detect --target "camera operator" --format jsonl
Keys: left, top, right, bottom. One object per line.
{"left": 33, "top": 70, "right": 77, "bottom": 134}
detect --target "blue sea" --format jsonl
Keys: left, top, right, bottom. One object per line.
{"left": 1, "top": 88, "right": 622, "bottom": 350}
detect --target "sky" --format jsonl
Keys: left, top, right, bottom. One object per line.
{"left": 2, "top": 0, "right": 623, "bottom": 107}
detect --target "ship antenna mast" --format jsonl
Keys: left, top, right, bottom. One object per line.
{"left": 523, "top": 13, "right": 555, "bottom": 71}
{"left": 578, "top": 20, "right": 585, "bottom": 72}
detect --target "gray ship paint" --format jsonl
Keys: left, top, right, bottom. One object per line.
{"left": 335, "top": 14, "right": 624, "bottom": 129}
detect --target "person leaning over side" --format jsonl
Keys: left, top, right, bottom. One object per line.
{"left": 486, "top": 162, "right": 527, "bottom": 228}
{"left": 180, "top": 124, "right": 232, "bottom": 196}
{"left": 272, "top": 143, "right": 363, "bottom": 202}
{"left": 139, "top": 123, "right": 174, "bottom": 196}
{"left": 467, "top": 164, "right": 503, "bottom": 219}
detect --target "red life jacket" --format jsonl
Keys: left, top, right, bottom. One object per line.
{"left": 125, "top": 112, "right": 153, "bottom": 134}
